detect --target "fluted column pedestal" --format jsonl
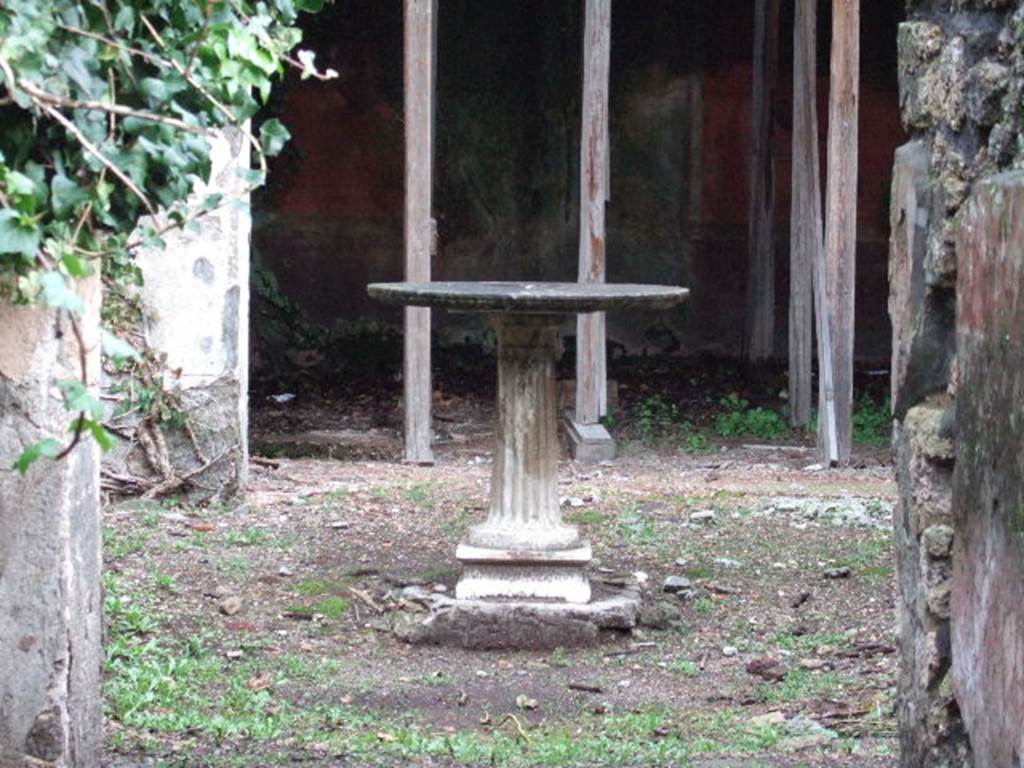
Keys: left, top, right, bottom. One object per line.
{"left": 456, "top": 314, "right": 591, "bottom": 603}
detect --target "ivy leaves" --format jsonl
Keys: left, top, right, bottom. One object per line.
{"left": 0, "top": 209, "right": 40, "bottom": 258}
{"left": 0, "top": 0, "right": 329, "bottom": 473}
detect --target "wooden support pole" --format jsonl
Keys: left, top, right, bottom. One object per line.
{"left": 788, "top": 0, "right": 818, "bottom": 427}
{"left": 824, "top": 0, "right": 860, "bottom": 463}
{"left": 575, "top": 0, "right": 612, "bottom": 425}
{"left": 403, "top": 0, "right": 437, "bottom": 464}
{"left": 745, "top": 0, "right": 781, "bottom": 364}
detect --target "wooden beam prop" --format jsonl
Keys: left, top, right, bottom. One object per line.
{"left": 745, "top": 0, "right": 781, "bottom": 363}
{"left": 788, "top": 0, "right": 818, "bottom": 427}
{"left": 403, "top": 0, "right": 437, "bottom": 464}
{"left": 575, "top": 0, "right": 612, "bottom": 426}
{"left": 823, "top": 0, "right": 860, "bottom": 463}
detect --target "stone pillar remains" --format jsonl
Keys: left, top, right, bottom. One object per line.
{"left": 890, "top": 140, "right": 967, "bottom": 768}
{"left": 892, "top": 1, "right": 1018, "bottom": 763}
{"left": 457, "top": 314, "right": 591, "bottom": 603}
{"left": 952, "top": 172, "right": 1024, "bottom": 768}
{"left": 0, "top": 278, "right": 103, "bottom": 766}
{"left": 106, "top": 129, "right": 251, "bottom": 503}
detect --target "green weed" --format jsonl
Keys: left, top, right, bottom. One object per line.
{"left": 853, "top": 395, "right": 892, "bottom": 446}
{"left": 225, "top": 528, "right": 271, "bottom": 547}
{"left": 669, "top": 659, "right": 701, "bottom": 677}
{"left": 714, "top": 395, "right": 788, "bottom": 440}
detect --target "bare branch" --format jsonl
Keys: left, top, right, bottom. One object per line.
{"left": 40, "top": 104, "right": 157, "bottom": 215}
{"left": 57, "top": 23, "right": 173, "bottom": 69}
{"left": 24, "top": 83, "right": 210, "bottom": 136}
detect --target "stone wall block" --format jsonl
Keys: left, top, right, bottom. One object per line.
{"left": 924, "top": 524, "right": 955, "bottom": 558}
{"left": 952, "top": 171, "right": 1024, "bottom": 768}
{"left": 926, "top": 37, "right": 969, "bottom": 131}
{"left": 895, "top": 405, "right": 968, "bottom": 768}
{"left": 105, "top": 129, "right": 251, "bottom": 503}
{"left": 0, "top": 278, "right": 103, "bottom": 766}
{"left": 966, "top": 60, "right": 1009, "bottom": 126}
{"left": 898, "top": 22, "right": 945, "bottom": 130}
{"left": 889, "top": 142, "right": 959, "bottom": 420}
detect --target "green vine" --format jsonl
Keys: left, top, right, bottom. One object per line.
{"left": 0, "top": 0, "right": 333, "bottom": 473}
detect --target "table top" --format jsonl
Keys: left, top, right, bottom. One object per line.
{"left": 367, "top": 281, "right": 689, "bottom": 314}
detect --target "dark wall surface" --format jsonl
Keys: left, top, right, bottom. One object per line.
{"left": 253, "top": 0, "right": 905, "bottom": 380}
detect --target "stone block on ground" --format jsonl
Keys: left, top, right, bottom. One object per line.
{"left": 393, "top": 585, "right": 640, "bottom": 650}
{"left": 564, "top": 417, "right": 616, "bottom": 463}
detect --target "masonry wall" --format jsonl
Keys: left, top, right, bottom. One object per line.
{"left": 104, "top": 130, "right": 251, "bottom": 504}
{"left": 252, "top": 0, "right": 905, "bottom": 390}
{"left": 0, "top": 280, "right": 103, "bottom": 766}
{"left": 891, "top": 1, "right": 1023, "bottom": 765}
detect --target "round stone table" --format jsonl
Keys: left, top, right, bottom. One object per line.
{"left": 368, "top": 282, "right": 689, "bottom": 603}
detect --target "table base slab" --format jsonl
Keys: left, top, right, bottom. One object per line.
{"left": 456, "top": 564, "right": 591, "bottom": 604}
{"left": 394, "top": 584, "right": 641, "bottom": 650}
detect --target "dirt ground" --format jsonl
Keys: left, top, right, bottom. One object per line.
{"left": 101, "top": 376, "right": 900, "bottom": 768}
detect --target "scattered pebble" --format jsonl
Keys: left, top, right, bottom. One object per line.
{"left": 790, "top": 590, "right": 812, "bottom": 608}
{"left": 219, "top": 596, "right": 243, "bottom": 616}
{"left": 662, "top": 575, "right": 693, "bottom": 594}
{"left": 515, "top": 694, "right": 539, "bottom": 710}
{"left": 431, "top": 583, "right": 448, "bottom": 593}
{"left": 714, "top": 557, "right": 743, "bottom": 569}
{"left": 823, "top": 566, "right": 852, "bottom": 579}
{"left": 278, "top": 566, "right": 294, "bottom": 577}
{"left": 690, "top": 510, "right": 716, "bottom": 524}
{"left": 746, "top": 657, "right": 789, "bottom": 682}
{"left": 709, "top": 583, "right": 740, "bottom": 595}
{"left": 722, "top": 646, "right": 739, "bottom": 657}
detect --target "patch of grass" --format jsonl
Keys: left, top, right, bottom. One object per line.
{"left": 550, "top": 646, "right": 572, "bottom": 667}
{"left": 635, "top": 394, "right": 680, "bottom": 443}
{"left": 315, "top": 596, "right": 350, "bottom": 619}
{"left": 294, "top": 578, "right": 347, "bottom": 597}
{"left": 616, "top": 508, "right": 660, "bottom": 547}
{"left": 631, "top": 395, "right": 714, "bottom": 454}
{"left": 407, "top": 482, "right": 437, "bottom": 510}
{"left": 693, "top": 597, "right": 714, "bottom": 615}
{"left": 287, "top": 594, "right": 349, "bottom": 621}
{"left": 225, "top": 527, "right": 272, "bottom": 547}
{"left": 714, "top": 394, "right": 789, "bottom": 440}
{"left": 219, "top": 555, "right": 251, "bottom": 577}
{"left": 152, "top": 571, "right": 177, "bottom": 592}
{"left": 565, "top": 507, "right": 612, "bottom": 526}
{"left": 853, "top": 395, "right": 892, "bottom": 446}
{"left": 103, "top": 528, "right": 150, "bottom": 558}
{"left": 440, "top": 507, "right": 476, "bottom": 539}
{"left": 759, "top": 668, "right": 847, "bottom": 704}
{"left": 176, "top": 531, "right": 211, "bottom": 551}
{"left": 683, "top": 562, "right": 715, "bottom": 580}
{"left": 770, "top": 629, "right": 846, "bottom": 656}
{"left": 669, "top": 659, "right": 701, "bottom": 677}
{"left": 310, "top": 706, "right": 787, "bottom": 767}
{"left": 832, "top": 534, "right": 894, "bottom": 579}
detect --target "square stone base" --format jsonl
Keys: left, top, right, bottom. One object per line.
{"left": 564, "top": 417, "right": 616, "bottom": 463}
{"left": 455, "top": 543, "right": 592, "bottom": 603}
